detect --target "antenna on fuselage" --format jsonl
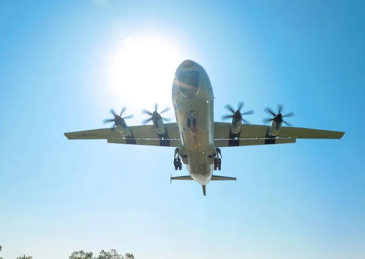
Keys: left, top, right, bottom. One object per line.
{"left": 202, "top": 185, "right": 206, "bottom": 196}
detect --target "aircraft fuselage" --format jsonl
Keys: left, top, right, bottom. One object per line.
{"left": 172, "top": 60, "right": 216, "bottom": 186}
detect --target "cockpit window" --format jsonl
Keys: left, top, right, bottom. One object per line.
{"left": 176, "top": 71, "right": 201, "bottom": 99}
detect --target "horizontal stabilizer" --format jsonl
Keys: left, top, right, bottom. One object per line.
{"left": 170, "top": 175, "right": 193, "bottom": 181}
{"left": 211, "top": 175, "right": 236, "bottom": 181}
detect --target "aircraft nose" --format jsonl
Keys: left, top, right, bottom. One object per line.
{"left": 180, "top": 59, "right": 195, "bottom": 68}
{"left": 176, "top": 70, "right": 201, "bottom": 99}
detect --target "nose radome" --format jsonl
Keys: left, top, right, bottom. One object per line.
{"left": 176, "top": 70, "right": 201, "bottom": 99}
{"left": 180, "top": 59, "right": 195, "bottom": 68}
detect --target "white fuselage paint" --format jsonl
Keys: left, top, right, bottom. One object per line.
{"left": 172, "top": 60, "right": 216, "bottom": 186}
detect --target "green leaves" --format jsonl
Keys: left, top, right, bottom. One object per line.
{"left": 16, "top": 255, "right": 33, "bottom": 259}
{"left": 0, "top": 246, "right": 133, "bottom": 259}
{"left": 97, "top": 249, "right": 121, "bottom": 259}
{"left": 125, "top": 253, "right": 134, "bottom": 259}
{"left": 69, "top": 249, "right": 134, "bottom": 259}
{"left": 69, "top": 250, "right": 94, "bottom": 259}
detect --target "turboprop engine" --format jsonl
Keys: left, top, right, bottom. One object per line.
{"left": 222, "top": 102, "right": 254, "bottom": 134}
{"left": 264, "top": 105, "right": 294, "bottom": 137}
{"left": 103, "top": 108, "right": 133, "bottom": 137}
{"left": 142, "top": 104, "right": 170, "bottom": 135}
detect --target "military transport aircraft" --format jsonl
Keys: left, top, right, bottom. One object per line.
{"left": 64, "top": 60, "right": 344, "bottom": 196}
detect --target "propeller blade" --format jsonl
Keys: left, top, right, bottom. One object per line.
{"left": 110, "top": 123, "right": 116, "bottom": 131}
{"left": 222, "top": 115, "right": 234, "bottom": 120}
{"left": 120, "top": 107, "right": 126, "bottom": 117}
{"left": 154, "top": 103, "right": 158, "bottom": 112}
{"left": 225, "top": 104, "right": 235, "bottom": 114}
{"left": 160, "top": 107, "right": 170, "bottom": 114}
{"left": 142, "top": 110, "right": 153, "bottom": 116}
{"left": 264, "top": 118, "right": 274, "bottom": 123}
{"left": 237, "top": 102, "right": 244, "bottom": 112}
{"left": 104, "top": 118, "right": 115, "bottom": 124}
{"left": 283, "top": 112, "right": 294, "bottom": 118}
{"left": 242, "top": 110, "right": 254, "bottom": 115}
{"left": 283, "top": 120, "right": 293, "bottom": 127}
{"left": 265, "top": 107, "right": 276, "bottom": 117}
{"left": 241, "top": 118, "right": 250, "bottom": 124}
{"left": 110, "top": 109, "right": 117, "bottom": 117}
{"left": 161, "top": 117, "right": 171, "bottom": 122}
{"left": 123, "top": 115, "right": 133, "bottom": 119}
{"left": 142, "top": 118, "right": 153, "bottom": 124}
{"left": 278, "top": 104, "right": 283, "bottom": 114}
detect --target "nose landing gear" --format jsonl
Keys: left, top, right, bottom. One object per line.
{"left": 214, "top": 148, "right": 222, "bottom": 171}
{"left": 173, "top": 148, "right": 182, "bottom": 170}
{"left": 187, "top": 111, "right": 197, "bottom": 129}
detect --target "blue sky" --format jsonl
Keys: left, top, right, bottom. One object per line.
{"left": 1, "top": 0, "right": 365, "bottom": 258}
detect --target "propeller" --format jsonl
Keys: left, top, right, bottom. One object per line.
{"left": 222, "top": 102, "right": 254, "bottom": 124}
{"left": 142, "top": 104, "right": 171, "bottom": 125}
{"left": 264, "top": 104, "right": 294, "bottom": 126}
{"left": 103, "top": 107, "right": 133, "bottom": 130}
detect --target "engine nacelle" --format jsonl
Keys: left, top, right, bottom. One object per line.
{"left": 230, "top": 118, "right": 242, "bottom": 134}
{"left": 268, "top": 121, "right": 282, "bottom": 137}
{"left": 116, "top": 123, "right": 132, "bottom": 137}
{"left": 154, "top": 118, "right": 166, "bottom": 135}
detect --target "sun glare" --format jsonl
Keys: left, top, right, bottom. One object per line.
{"left": 105, "top": 37, "right": 182, "bottom": 114}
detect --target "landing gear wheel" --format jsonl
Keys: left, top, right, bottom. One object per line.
{"left": 173, "top": 158, "right": 178, "bottom": 170}
{"left": 187, "top": 118, "right": 191, "bottom": 128}
{"left": 192, "top": 118, "right": 196, "bottom": 128}
{"left": 214, "top": 148, "right": 222, "bottom": 171}
{"left": 173, "top": 157, "right": 182, "bottom": 171}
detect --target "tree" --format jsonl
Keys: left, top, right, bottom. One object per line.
{"left": 125, "top": 253, "right": 134, "bottom": 259}
{"left": 69, "top": 250, "right": 94, "bottom": 259}
{"left": 96, "top": 249, "right": 122, "bottom": 259}
{"left": 69, "top": 249, "right": 134, "bottom": 259}
{"left": 16, "top": 256, "right": 33, "bottom": 259}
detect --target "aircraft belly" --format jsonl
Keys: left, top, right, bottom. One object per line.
{"left": 175, "top": 97, "right": 213, "bottom": 153}
{"left": 187, "top": 155, "right": 213, "bottom": 185}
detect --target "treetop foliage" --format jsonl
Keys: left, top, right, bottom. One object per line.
{"left": 0, "top": 246, "right": 133, "bottom": 259}
{"left": 69, "top": 249, "right": 134, "bottom": 259}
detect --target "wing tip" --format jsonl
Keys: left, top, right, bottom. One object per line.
{"left": 340, "top": 131, "right": 345, "bottom": 139}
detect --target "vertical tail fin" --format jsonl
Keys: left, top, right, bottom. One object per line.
{"left": 202, "top": 185, "right": 206, "bottom": 196}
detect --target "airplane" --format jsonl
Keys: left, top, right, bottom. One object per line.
{"left": 64, "top": 59, "right": 345, "bottom": 196}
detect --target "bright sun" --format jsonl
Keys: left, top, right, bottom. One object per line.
{"left": 105, "top": 37, "right": 182, "bottom": 114}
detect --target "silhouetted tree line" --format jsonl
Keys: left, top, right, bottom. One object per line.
{"left": 0, "top": 246, "right": 133, "bottom": 259}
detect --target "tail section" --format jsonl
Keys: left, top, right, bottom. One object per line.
{"left": 170, "top": 174, "right": 236, "bottom": 196}
{"left": 170, "top": 175, "right": 193, "bottom": 182}
{"left": 211, "top": 175, "right": 236, "bottom": 181}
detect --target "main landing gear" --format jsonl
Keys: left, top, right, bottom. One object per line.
{"left": 173, "top": 148, "right": 182, "bottom": 170}
{"left": 214, "top": 148, "right": 222, "bottom": 171}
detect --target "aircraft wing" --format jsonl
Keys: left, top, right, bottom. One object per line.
{"left": 64, "top": 123, "right": 181, "bottom": 147}
{"left": 214, "top": 122, "right": 344, "bottom": 148}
